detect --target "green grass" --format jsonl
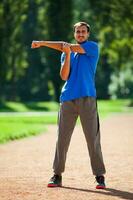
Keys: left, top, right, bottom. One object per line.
{"left": 0, "top": 99, "right": 132, "bottom": 144}
{"left": 0, "top": 122, "right": 46, "bottom": 143}
{"left": 0, "top": 114, "right": 57, "bottom": 144}
{"left": 97, "top": 99, "right": 133, "bottom": 118}
{"left": 0, "top": 101, "right": 59, "bottom": 112}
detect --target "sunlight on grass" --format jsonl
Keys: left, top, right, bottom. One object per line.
{"left": 0, "top": 122, "right": 46, "bottom": 143}
{"left": 97, "top": 99, "right": 132, "bottom": 118}
{"left": 0, "top": 101, "right": 59, "bottom": 112}
{"left": 0, "top": 99, "right": 132, "bottom": 144}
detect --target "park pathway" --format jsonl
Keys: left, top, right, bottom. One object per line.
{"left": 0, "top": 114, "right": 133, "bottom": 200}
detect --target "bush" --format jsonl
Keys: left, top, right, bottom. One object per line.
{"left": 109, "top": 67, "right": 133, "bottom": 99}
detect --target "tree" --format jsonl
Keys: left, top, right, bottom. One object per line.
{"left": 78, "top": 0, "right": 133, "bottom": 98}
{"left": 0, "top": 0, "right": 132, "bottom": 101}
{"left": 20, "top": 0, "right": 50, "bottom": 101}
{"left": 45, "top": 0, "right": 73, "bottom": 101}
{"left": 0, "top": 0, "right": 28, "bottom": 100}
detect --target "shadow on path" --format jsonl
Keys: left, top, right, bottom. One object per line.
{"left": 62, "top": 186, "right": 133, "bottom": 200}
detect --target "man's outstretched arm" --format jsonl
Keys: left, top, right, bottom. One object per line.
{"left": 31, "top": 41, "right": 85, "bottom": 54}
{"left": 31, "top": 41, "right": 64, "bottom": 51}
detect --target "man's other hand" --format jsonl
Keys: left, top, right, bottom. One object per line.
{"left": 62, "top": 43, "right": 71, "bottom": 54}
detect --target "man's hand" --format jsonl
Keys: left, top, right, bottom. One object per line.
{"left": 31, "top": 41, "right": 41, "bottom": 49}
{"left": 62, "top": 43, "right": 71, "bottom": 54}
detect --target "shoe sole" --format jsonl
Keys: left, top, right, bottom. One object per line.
{"left": 47, "top": 183, "right": 62, "bottom": 187}
{"left": 96, "top": 185, "right": 106, "bottom": 189}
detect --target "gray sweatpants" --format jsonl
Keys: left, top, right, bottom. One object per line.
{"left": 53, "top": 97, "right": 106, "bottom": 176}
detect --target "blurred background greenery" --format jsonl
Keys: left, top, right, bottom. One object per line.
{"left": 0, "top": 0, "right": 133, "bottom": 102}
{"left": 0, "top": 0, "right": 133, "bottom": 143}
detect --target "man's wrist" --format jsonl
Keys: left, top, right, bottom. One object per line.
{"left": 40, "top": 41, "right": 45, "bottom": 47}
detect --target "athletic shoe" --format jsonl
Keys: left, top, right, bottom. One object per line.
{"left": 47, "top": 174, "right": 62, "bottom": 187}
{"left": 95, "top": 175, "right": 106, "bottom": 189}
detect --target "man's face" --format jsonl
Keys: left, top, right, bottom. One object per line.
{"left": 74, "top": 25, "right": 89, "bottom": 43}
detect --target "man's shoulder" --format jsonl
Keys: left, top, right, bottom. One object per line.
{"left": 81, "top": 41, "right": 99, "bottom": 51}
{"left": 86, "top": 40, "right": 98, "bottom": 47}
{"left": 80, "top": 40, "right": 99, "bottom": 56}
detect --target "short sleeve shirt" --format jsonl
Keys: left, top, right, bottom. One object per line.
{"left": 60, "top": 41, "right": 99, "bottom": 102}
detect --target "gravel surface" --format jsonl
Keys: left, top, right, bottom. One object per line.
{"left": 0, "top": 114, "right": 133, "bottom": 200}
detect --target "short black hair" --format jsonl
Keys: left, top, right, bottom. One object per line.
{"left": 74, "top": 22, "right": 90, "bottom": 32}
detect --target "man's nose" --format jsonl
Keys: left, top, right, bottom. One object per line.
{"left": 79, "top": 32, "right": 83, "bottom": 36}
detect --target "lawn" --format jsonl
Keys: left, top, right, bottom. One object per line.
{"left": 0, "top": 101, "right": 59, "bottom": 112}
{"left": 0, "top": 99, "right": 132, "bottom": 144}
{"left": 0, "top": 114, "right": 57, "bottom": 144}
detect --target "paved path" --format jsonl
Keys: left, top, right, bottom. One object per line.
{"left": 0, "top": 114, "right": 133, "bottom": 200}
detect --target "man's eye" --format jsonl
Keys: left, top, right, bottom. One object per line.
{"left": 76, "top": 30, "right": 86, "bottom": 34}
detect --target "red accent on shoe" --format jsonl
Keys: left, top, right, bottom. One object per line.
{"left": 96, "top": 185, "right": 106, "bottom": 189}
{"left": 47, "top": 183, "right": 62, "bottom": 187}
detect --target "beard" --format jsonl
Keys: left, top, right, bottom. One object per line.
{"left": 75, "top": 36, "right": 88, "bottom": 44}
{"left": 77, "top": 39, "right": 87, "bottom": 44}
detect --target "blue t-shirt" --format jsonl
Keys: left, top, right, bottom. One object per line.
{"left": 60, "top": 41, "right": 99, "bottom": 102}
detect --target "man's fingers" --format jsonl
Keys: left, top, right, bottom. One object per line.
{"left": 63, "top": 42, "right": 70, "bottom": 47}
{"left": 31, "top": 41, "right": 36, "bottom": 48}
{"left": 31, "top": 41, "right": 40, "bottom": 48}
{"left": 31, "top": 42, "right": 35, "bottom": 48}
{"left": 62, "top": 42, "right": 71, "bottom": 53}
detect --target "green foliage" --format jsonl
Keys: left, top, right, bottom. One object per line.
{"left": 109, "top": 67, "right": 133, "bottom": 99}
{"left": 44, "top": 0, "right": 73, "bottom": 101}
{"left": 87, "top": 0, "right": 133, "bottom": 98}
{"left": 0, "top": 0, "right": 28, "bottom": 100}
{"left": 0, "top": 0, "right": 133, "bottom": 101}
{"left": 20, "top": 0, "right": 51, "bottom": 101}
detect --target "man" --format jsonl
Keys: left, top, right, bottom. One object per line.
{"left": 31, "top": 21, "right": 106, "bottom": 189}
